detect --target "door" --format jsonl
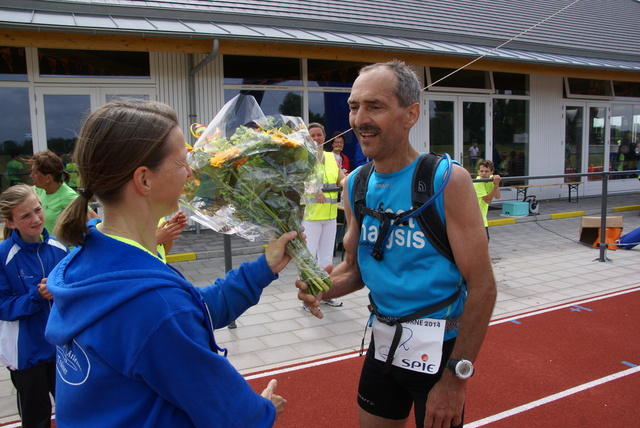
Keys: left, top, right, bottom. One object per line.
{"left": 564, "top": 104, "right": 584, "bottom": 179}
{"left": 34, "top": 87, "right": 156, "bottom": 155}
{"left": 564, "top": 103, "right": 609, "bottom": 185}
{"left": 34, "top": 87, "right": 95, "bottom": 155}
{"left": 586, "top": 105, "right": 608, "bottom": 183}
{"left": 425, "top": 95, "right": 491, "bottom": 174}
{"left": 461, "top": 97, "right": 490, "bottom": 174}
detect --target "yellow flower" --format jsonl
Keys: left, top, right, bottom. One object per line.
{"left": 271, "top": 131, "right": 302, "bottom": 147}
{"left": 209, "top": 147, "right": 241, "bottom": 168}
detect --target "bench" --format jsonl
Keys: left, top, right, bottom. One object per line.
{"left": 512, "top": 182, "right": 584, "bottom": 203}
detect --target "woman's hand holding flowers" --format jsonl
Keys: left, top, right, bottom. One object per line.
{"left": 265, "top": 231, "right": 297, "bottom": 275}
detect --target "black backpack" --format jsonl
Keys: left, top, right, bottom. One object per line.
{"left": 351, "top": 152, "right": 454, "bottom": 263}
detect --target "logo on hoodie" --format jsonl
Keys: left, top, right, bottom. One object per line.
{"left": 56, "top": 341, "right": 90, "bottom": 385}
{"left": 18, "top": 268, "right": 34, "bottom": 280}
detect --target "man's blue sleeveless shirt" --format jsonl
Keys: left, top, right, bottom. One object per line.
{"left": 348, "top": 155, "right": 466, "bottom": 340}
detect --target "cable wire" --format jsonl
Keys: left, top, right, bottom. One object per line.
{"left": 323, "top": 0, "right": 583, "bottom": 146}
{"left": 423, "top": 0, "right": 582, "bottom": 91}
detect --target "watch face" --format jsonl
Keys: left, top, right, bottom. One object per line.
{"left": 456, "top": 360, "right": 474, "bottom": 378}
{"left": 457, "top": 361, "right": 473, "bottom": 377}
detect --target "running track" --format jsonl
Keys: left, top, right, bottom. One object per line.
{"left": 247, "top": 286, "right": 640, "bottom": 427}
{"left": 4, "top": 287, "right": 639, "bottom": 427}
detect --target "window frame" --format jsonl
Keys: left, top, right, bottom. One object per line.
{"left": 30, "top": 48, "right": 156, "bottom": 85}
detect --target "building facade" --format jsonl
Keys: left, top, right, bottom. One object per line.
{"left": 1, "top": 0, "right": 639, "bottom": 198}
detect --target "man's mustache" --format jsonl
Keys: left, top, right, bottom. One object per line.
{"left": 353, "top": 125, "right": 381, "bottom": 134}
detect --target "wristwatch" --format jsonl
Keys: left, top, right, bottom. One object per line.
{"left": 446, "top": 359, "right": 475, "bottom": 379}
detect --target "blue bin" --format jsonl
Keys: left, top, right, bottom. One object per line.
{"left": 502, "top": 201, "right": 529, "bottom": 216}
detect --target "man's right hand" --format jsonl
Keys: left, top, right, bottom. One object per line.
{"left": 295, "top": 267, "right": 331, "bottom": 320}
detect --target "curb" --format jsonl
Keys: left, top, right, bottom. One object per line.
{"left": 613, "top": 204, "right": 640, "bottom": 212}
{"left": 167, "top": 245, "right": 266, "bottom": 264}
{"left": 168, "top": 205, "right": 639, "bottom": 263}
{"left": 488, "top": 204, "right": 637, "bottom": 226}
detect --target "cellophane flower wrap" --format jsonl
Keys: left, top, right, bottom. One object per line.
{"left": 182, "top": 94, "right": 332, "bottom": 296}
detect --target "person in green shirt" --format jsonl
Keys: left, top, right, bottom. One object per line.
{"left": 65, "top": 161, "right": 80, "bottom": 190}
{"left": 473, "top": 159, "right": 501, "bottom": 241}
{"left": 29, "top": 150, "right": 98, "bottom": 232}
{"left": 6, "top": 152, "right": 26, "bottom": 186}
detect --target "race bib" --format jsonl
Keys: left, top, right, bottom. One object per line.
{"left": 372, "top": 317, "right": 445, "bottom": 374}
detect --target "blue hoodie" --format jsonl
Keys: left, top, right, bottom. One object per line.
{"left": 0, "top": 228, "right": 67, "bottom": 371}
{"left": 46, "top": 223, "right": 278, "bottom": 427}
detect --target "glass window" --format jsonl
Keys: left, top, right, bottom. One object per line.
{"left": 493, "top": 72, "right": 529, "bottom": 96}
{"left": 613, "top": 81, "right": 640, "bottom": 98}
{"left": 493, "top": 99, "right": 529, "bottom": 179}
{"left": 610, "top": 103, "right": 640, "bottom": 177}
{"left": 429, "top": 100, "right": 455, "bottom": 158}
{"left": 587, "top": 106, "right": 607, "bottom": 181}
{"left": 223, "top": 56, "right": 301, "bottom": 85}
{"left": 565, "top": 106, "right": 584, "bottom": 177}
{"left": 567, "top": 78, "right": 612, "bottom": 97}
{"left": 38, "top": 49, "right": 150, "bottom": 78}
{"left": 224, "top": 89, "right": 303, "bottom": 117}
{"left": 0, "top": 87, "right": 33, "bottom": 189}
{"left": 43, "top": 94, "right": 91, "bottom": 155}
{"left": 429, "top": 67, "right": 490, "bottom": 90}
{"left": 462, "top": 101, "right": 487, "bottom": 173}
{"left": 308, "top": 92, "right": 358, "bottom": 164}
{"left": 307, "top": 60, "right": 368, "bottom": 87}
{"left": 0, "top": 47, "right": 28, "bottom": 81}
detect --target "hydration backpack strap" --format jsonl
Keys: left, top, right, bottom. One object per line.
{"left": 352, "top": 154, "right": 454, "bottom": 263}
{"left": 352, "top": 161, "right": 403, "bottom": 260}
{"left": 413, "top": 153, "right": 455, "bottom": 264}
{"left": 352, "top": 161, "right": 375, "bottom": 231}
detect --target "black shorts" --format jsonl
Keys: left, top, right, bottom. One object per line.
{"left": 357, "top": 336, "right": 462, "bottom": 427}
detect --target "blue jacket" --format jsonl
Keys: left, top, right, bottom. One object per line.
{"left": 45, "top": 222, "right": 278, "bottom": 428}
{"left": 0, "top": 228, "right": 68, "bottom": 370}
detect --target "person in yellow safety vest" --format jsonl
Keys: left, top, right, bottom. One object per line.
{"left": 301, "top": 123, "right": 347, "bottom": 311}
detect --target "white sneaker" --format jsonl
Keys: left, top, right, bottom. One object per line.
{"left": 301, "top": 302, "right": 310, "bottom": 312}
{"left": 322, "top": 298, "right": 343, "bottom": 307}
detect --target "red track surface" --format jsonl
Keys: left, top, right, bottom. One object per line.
{"left": 247, "top": 287, "right": 640, "bottom": 427}
{"left": 6, "top": 288, "right": 640, "bottom": 427}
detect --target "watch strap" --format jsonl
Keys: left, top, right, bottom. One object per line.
{"left": 446, "top": 358, "right": 460, "bottom": 373}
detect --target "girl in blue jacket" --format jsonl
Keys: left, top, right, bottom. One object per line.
{"left": 46, "top": 100, "right": 295, "bottom": 428}
{"left": 0, "top": 184, "right": 68, "bottom": 428}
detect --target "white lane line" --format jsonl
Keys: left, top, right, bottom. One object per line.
{"left": 466, "top": 365, "right": 640, "bottom": 427}
{"left": 246, "top": 286, "right": 640, "bottom": 380}
{"left": 244, "top": 351, "right": 361, "bottom": 380}
{"left": 491, "top": 285, "right": 640, "bottom": 326}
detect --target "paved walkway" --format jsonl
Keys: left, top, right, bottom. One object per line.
{"left": 0, "top": 192, "right": 639, "bottom": 424}
{"left": 167, "top": 193, "right": 640, "bottom": 371}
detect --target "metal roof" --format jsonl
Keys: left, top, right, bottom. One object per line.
{"left": 1, "top": 0, "right": 639, "bottom": 71}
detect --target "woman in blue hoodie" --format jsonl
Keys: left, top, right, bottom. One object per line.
{"left": 0, "top": 184, "right": 68, "bottom": 428}
{"left": 46, "top": 100, "right": 295, "bottom": 427}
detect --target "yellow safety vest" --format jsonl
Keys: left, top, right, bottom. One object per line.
{"left": 305, "top": 152, "right": 340, "bottom": 221}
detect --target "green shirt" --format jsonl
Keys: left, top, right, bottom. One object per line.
{"left": 35, "top": 182, "right": 79, "bottom": 232}
{"left": 6, "top": 159, "right": 24, "bottom": 183}
{"left": 66, "top": 162, "right": 80, "bottom": 188}
{"left": 473, "top": 178, "right": 494, "bottom": 228}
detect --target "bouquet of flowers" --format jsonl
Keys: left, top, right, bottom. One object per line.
{"left": 181, "top": 94, "right": 332, "bottom": 296}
